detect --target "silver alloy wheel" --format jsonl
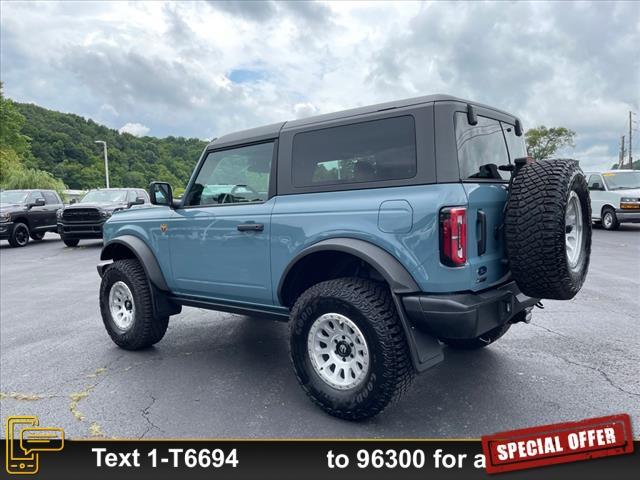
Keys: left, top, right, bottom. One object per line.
{"left": 565, "top": 191, "right": 584, "bottom": 268}
{"left": 109, "top": 281, "right": 135, "bottom": 331}
{"left": 603, "top": 211, "right": 613, "bottom": 229}
{"left": 307, "top": 313, "right": 370, "bottom": 390}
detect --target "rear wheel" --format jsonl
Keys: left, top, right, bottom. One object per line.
{"left": 30, "top": 231, "right": 45, "bottom": 241}
{"left": 290, "top": 278, "right": 414, "bottom": 420}
{"left": 8, "top": 223, "right": 30, "bottom": 247}
{"left": 99, "top": 259, "right": 169, "bottom": 350}
{"left": 601, "top": 207, "right": 620, "bottom": 231}
{"left": 62, "top": 237, "right": 80, "bottom": 247}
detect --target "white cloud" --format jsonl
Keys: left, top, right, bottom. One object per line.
{"left": 0, "top": 0, "right": 638, "bottom": 169}
{"left": 118, "top": 122, "right": 150, "bottom": 137}
{"left": 293, "top": 102, "right": 318, "bottom": 119}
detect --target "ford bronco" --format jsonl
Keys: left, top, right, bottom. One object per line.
{"left": 97, "top": 95, "right": 591, "bottom": 420}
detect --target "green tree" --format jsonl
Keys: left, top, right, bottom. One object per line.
{"left": 0, "top": 83, "right": 32, "bottom": 158}
{"left": 0, "top": 147, "right": 22, "bottom": 184}
{"left": 2, "top": 168, "right": 66, "bottom": 196}
{"left": 525, "top": 126, "right": 576, "bottom": 161}
{"left": 12, "top": 100, "right": 207, "bottom": 190}
{"left": 1, "top": 83, "right": 67, "bottom": 194}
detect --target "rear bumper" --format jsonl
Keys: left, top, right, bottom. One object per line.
{"left": 0, "top": 222, "right": 14, "bottom": 240}
{"left": 402, "top": 280, "right": 538, "bottom": 340}
{"left": 58, "top": 221, "right": 105, "bottom": 239}
{"left": 615, "top": 210, "right": 640, "bottom": 223}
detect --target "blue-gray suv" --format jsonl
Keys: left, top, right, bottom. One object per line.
{"left": 97, "top": 95, "right": 592, "bottom": 419}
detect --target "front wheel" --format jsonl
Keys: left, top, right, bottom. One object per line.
{"left": 601, "top": 207, "right": 620, "bottom": 231}
{"left": 99, "top": 259, "right": 169, "bottom": 350}
{"left": 290, "top": 278, "right": 414, "bottom": 420}
{"left": 8, "top": 223, "right": 30, "bottom": 247}
{"left": 62, "top": 237, "right": 80, "bottom": 247}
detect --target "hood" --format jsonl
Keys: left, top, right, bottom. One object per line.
{"left": 64, "top": 202, "right": 127, "bottom": 211}
{"left": 0, "top": 202, "right": 26, "bottom": 212}
{"left": 610, "top": 188, "right": 640, "bottom": 197}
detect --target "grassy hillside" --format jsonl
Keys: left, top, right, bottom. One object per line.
{"left": 15, "top": 102, "right": 207, "bottom": 191}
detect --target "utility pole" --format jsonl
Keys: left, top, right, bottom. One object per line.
{"left": 629, "top": 111, "right": 633, "bottom": 169}
{"left": 618, "top": 136, "right": 626, "bottom": 168}
{"left": 94, "top": 140, "right": 109, "bottom": 188}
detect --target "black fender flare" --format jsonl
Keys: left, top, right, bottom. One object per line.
{"left": 277, "top": 238, "right": 420, "bottom": 306}
{"left": 99, "top": 235, "right": 169, "bottom": 291}
{"left": 278, "top": 238, "right": 442, "bottom": 373}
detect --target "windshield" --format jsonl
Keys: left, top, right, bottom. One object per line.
{"left": 602, "top": 172, "right": 640, "bottom": 190}
{"left": 0, "top": 190, "right": 28, "bottom": 204}
{"left": 81, "top": 190, "right": 128, "bottom": 203}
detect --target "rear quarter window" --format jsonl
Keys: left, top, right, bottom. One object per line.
{"left": 292, "top": 115, "right": 417, "bottom": 187}
{"left": 501, "top": 122, "right": 527, "bottom": 160}
{"left": 455, "top": 113, "right": 510, "bottom": 181}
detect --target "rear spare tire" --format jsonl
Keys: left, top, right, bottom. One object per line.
{"left": 505, "top": 159, "right": 591, "bottom": 300}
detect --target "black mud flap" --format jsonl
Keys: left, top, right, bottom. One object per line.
{"left": 391, "top": 293, "right": 444, "bottom": 373}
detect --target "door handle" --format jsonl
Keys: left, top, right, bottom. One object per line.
{"left": 237, "top": 223, "right": 264, "bottom": 232}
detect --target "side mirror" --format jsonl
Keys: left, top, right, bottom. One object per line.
{"left": 591, "top": 182, "right": 603, "bottom": 191}
{"left": 29, "top": 198, "right": 45, "bottom": 208}
{"left": 514, "top": 119, "right": 523, "bottom": 137}
{"left": 70, "top": 198, "right": 77, "bottom": 205}
{"left": 128, "top": 197, "right": 145, "bottom": 208}
{"left": 466, "top": 104, "right": 478, "bottom": 126}
{"left": 149, "top": 182, "right": 173, "bottom": 207}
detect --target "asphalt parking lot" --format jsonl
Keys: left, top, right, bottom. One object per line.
{"left": 1, "top": 226, "right": 639, "bottom": 439}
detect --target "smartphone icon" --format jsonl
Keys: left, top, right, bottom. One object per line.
{"left": 6, "top": 416, "right": 39, "bottom": 475}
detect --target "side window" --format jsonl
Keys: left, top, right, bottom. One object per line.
{"left": 588, "top": 174, "right": 604, "bottom": 191}
{"left": 185, "top": 141, "right": 274, "bottom": 206}
{"left": 127, "top": 190, "right": 137, "bottom": 202}
{"left": 291, "top": 115, "right": 417, "bottom": 187}
{"left": 455, "top": 113, "right": 510, "bottom": 180}
{"left": 43, "top": 191, "right": 59, "bottom": 204}
{"left": 27, "top": 191, "right": 43, "bottom": 203}
{"left": 137, "top": 190, "right": 149, "bottom": 202}
{"left": 501, "top": 122, "right": 527, "bottom": 161}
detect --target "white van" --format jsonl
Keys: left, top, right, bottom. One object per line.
{"left": 586, "top": 170, "right": 640, "bottom": 230}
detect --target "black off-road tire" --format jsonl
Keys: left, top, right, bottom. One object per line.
{"left": 30, "top": 231, "right": 45, "bottom": 241}
{"left": 62, "top": 237, "right": 80, "bottom": 247}
{"left": 8, "top": 222, "right": 30, "bottom": 247}
{"left": 505, "top": 159, "right": 591, "bottom": 300}
{"left": 601, "top": 207, "right": 620, "bottom": 231}
{"left": 99, "top": 259, "right": 169, "bottom": 350}
{"left": 290, "top": 277, "right": 415, "bottom": 420}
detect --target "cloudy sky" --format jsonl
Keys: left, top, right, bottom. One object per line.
{"left": 1, "top": 1, "right": 638, "bottom": 170}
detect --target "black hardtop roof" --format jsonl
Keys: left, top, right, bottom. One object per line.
{"left": 207, "top": 94, "right": 518, "bottom": 149}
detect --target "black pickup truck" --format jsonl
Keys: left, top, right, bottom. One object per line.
{"left": 0, "top": 189, "right": 63, "bottom": 247}
{"left": 57, "top": 188, "right": 149, "bottom": 247}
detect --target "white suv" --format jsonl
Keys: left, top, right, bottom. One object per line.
{"left": 586, "top": 170, "right": 640, "bottom": 230}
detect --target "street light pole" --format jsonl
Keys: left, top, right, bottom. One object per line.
{"left": 94, "top": 140, "right": 109, "bottom": 188}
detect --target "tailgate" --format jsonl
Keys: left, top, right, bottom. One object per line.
{"left": 462, "top": 182, "right": 510, "bottom": 291}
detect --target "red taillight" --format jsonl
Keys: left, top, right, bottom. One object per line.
{"left": 440, "top": 207, "right": 467, "bottom": 267}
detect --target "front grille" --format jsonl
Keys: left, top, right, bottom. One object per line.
{"left": 62, "top": 208, "right": 101, "bottom": 222}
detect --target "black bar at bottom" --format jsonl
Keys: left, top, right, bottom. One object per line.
{"left": 2, "top": 440, "right": 638, "bottom": 479}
